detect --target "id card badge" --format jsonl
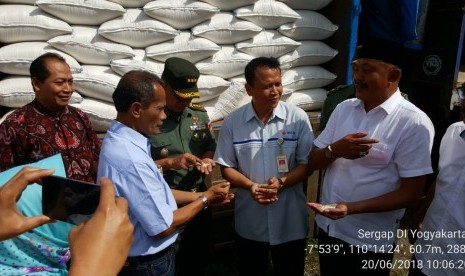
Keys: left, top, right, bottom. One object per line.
{"left": 276, "top": 154, "right": 289, "bottom": 173}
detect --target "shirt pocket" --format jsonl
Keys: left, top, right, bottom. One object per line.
{"left": 191, "top": 124, "right": 209, "bottom": 143}
{"left": 359, "top": 142, "right": 393, "bottom": 167}
{"left": 279, "top": 140, "right": 298, "bottom": 164}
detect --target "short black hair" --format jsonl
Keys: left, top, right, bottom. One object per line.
{"left": 244, "top": 57, "right": 281, "bottom": 86}
{"left": 30, "top": 52, "right": 68, "bottom": 82}
{"left": 113, "top": 70, "right": 165, "bottom": 112}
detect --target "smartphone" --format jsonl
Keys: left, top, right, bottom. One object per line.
{"left": 42, "top": 175, "right": 100, "bottom": 225}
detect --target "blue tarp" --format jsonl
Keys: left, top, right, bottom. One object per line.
{"left": 358, "top": 0, "right": 421, "bottom": 47}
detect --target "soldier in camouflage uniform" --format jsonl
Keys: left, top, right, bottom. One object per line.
{"left": 150, "top": 57, "right": 217, "bottom": 276}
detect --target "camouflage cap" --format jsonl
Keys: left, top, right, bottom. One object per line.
{"left": 162, "top": 57, "right": 200, "bottom": 99}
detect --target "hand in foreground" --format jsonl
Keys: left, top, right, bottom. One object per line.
{"left": 249, "top": 179, "right": 279, "bottom": 205}
{"left": 195, "top": 158, "right": 215, "bottom": 175}
{"left": 204, "top": 182, "right": 234, "bottom": 205}
{"left": 331, "top": 133, "right": 379, "bottom": 160}
{"left": 307, "top": 202, "right": 348, "bottom": 220}
{"left": 0, "top": 167, "right": 54, "bottom": 241}
{"left": 171, "top": 153, "right": 202, "bottom": 170}
{"left": 68, "top": 178, "right": 133, "bottom": 276}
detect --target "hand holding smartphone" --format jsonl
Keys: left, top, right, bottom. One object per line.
{"left": 42, "top": 175, "right": 100, "bottom": 225}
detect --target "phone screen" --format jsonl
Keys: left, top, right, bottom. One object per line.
{"left": 42, "top": 175, "right": 100, "bottom": 225}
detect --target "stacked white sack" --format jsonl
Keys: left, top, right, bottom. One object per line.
{"left": 0, "top": 0, "right": 336, "bottom": 131}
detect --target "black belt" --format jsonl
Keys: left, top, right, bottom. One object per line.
{"left": 124, "top": 245, "right": 174, "bottom": 267}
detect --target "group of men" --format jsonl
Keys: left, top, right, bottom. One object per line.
{"left": 0, "top": 36, "right": 463, "bottom": 276}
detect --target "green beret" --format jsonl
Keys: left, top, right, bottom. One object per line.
{"left": 162, "top": 57, "right": 200, "bottom": 99}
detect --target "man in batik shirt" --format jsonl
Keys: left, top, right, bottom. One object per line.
{"left": 0, "top": 53, "right": 100, "bottom": 183}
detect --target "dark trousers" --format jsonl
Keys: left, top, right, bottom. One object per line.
{"left": 236, "top": 232, "right": 307, "bottom": 276}
{"left": 119, "top": 245, "right": 175, "bottom": 276}
{"left": 175, "top": 208, "right": 212, "bottom": 276}
{"left": 318, "top": 229, "right": 394, "bottom": 276}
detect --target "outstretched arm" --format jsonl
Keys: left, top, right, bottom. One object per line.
{"left": 157, "top": 183, "right": 233, "bottom": 238}
{"left": 308, "top": 176, "right": 425, "bottom": 220}
{"left": 155, "top": 153, "right": 202, "bottom": 171}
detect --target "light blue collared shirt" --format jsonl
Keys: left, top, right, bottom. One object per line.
{"left": 214, "top": 101, "right": 313, "bottom": 245}
{"left": 98, "top": 121, "right": 177, "bottom": 257}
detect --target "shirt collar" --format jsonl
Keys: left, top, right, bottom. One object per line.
{"left": 353, "top": 88, "right": 402, "bottom": 114}
{"left": 32, "top": 98, "right": 69, "bottom": 117}
{"left": 378, "top": 89, "right": 402, "bottom": 114}
{"left": 110, "top": 120, "right": 151, "bottom": 155}
{"left": 244, "top": 101, "right": 286, "bottom": 123}
{"left": 165, "top": 107, "right": 192, "bottom": 120}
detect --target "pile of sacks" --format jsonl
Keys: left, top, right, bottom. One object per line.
{"left": 0, "top": 0, "right": 338, "bottom": 131}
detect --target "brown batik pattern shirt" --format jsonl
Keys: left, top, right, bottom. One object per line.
{"left": 0, "top": 99, "right": 101, "bottom": 183}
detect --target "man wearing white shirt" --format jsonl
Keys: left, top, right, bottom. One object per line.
{"left": 411, "top": 99, "right": 465, "bottom": 276}
{"left": 307, "top": 38, "right": 435, "bottom": 276}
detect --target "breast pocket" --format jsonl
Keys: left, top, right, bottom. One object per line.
{"left": 279, "top": 140, "right": 298, "bottom": 166}
{"left": 191, "top": 124, "right": 209, "bottom": 142}
{"left": 360, "top": 142, "right": 393, "bottom": 167}
{"left": 281, "top": 141, "right": 298, "bottom": 155}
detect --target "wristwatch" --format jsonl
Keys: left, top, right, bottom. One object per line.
{"left": 198, "top": 194, "right": 209, "bottom": 210}
{"left": 324, "top": 144, "right": 337, "bottom": 160}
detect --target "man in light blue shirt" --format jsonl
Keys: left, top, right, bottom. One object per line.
{"left": 98, "top": 70, "right": 232, "bottom": 276}
{"left": 214, "top": 57, "right": 313, "bottom": 276}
